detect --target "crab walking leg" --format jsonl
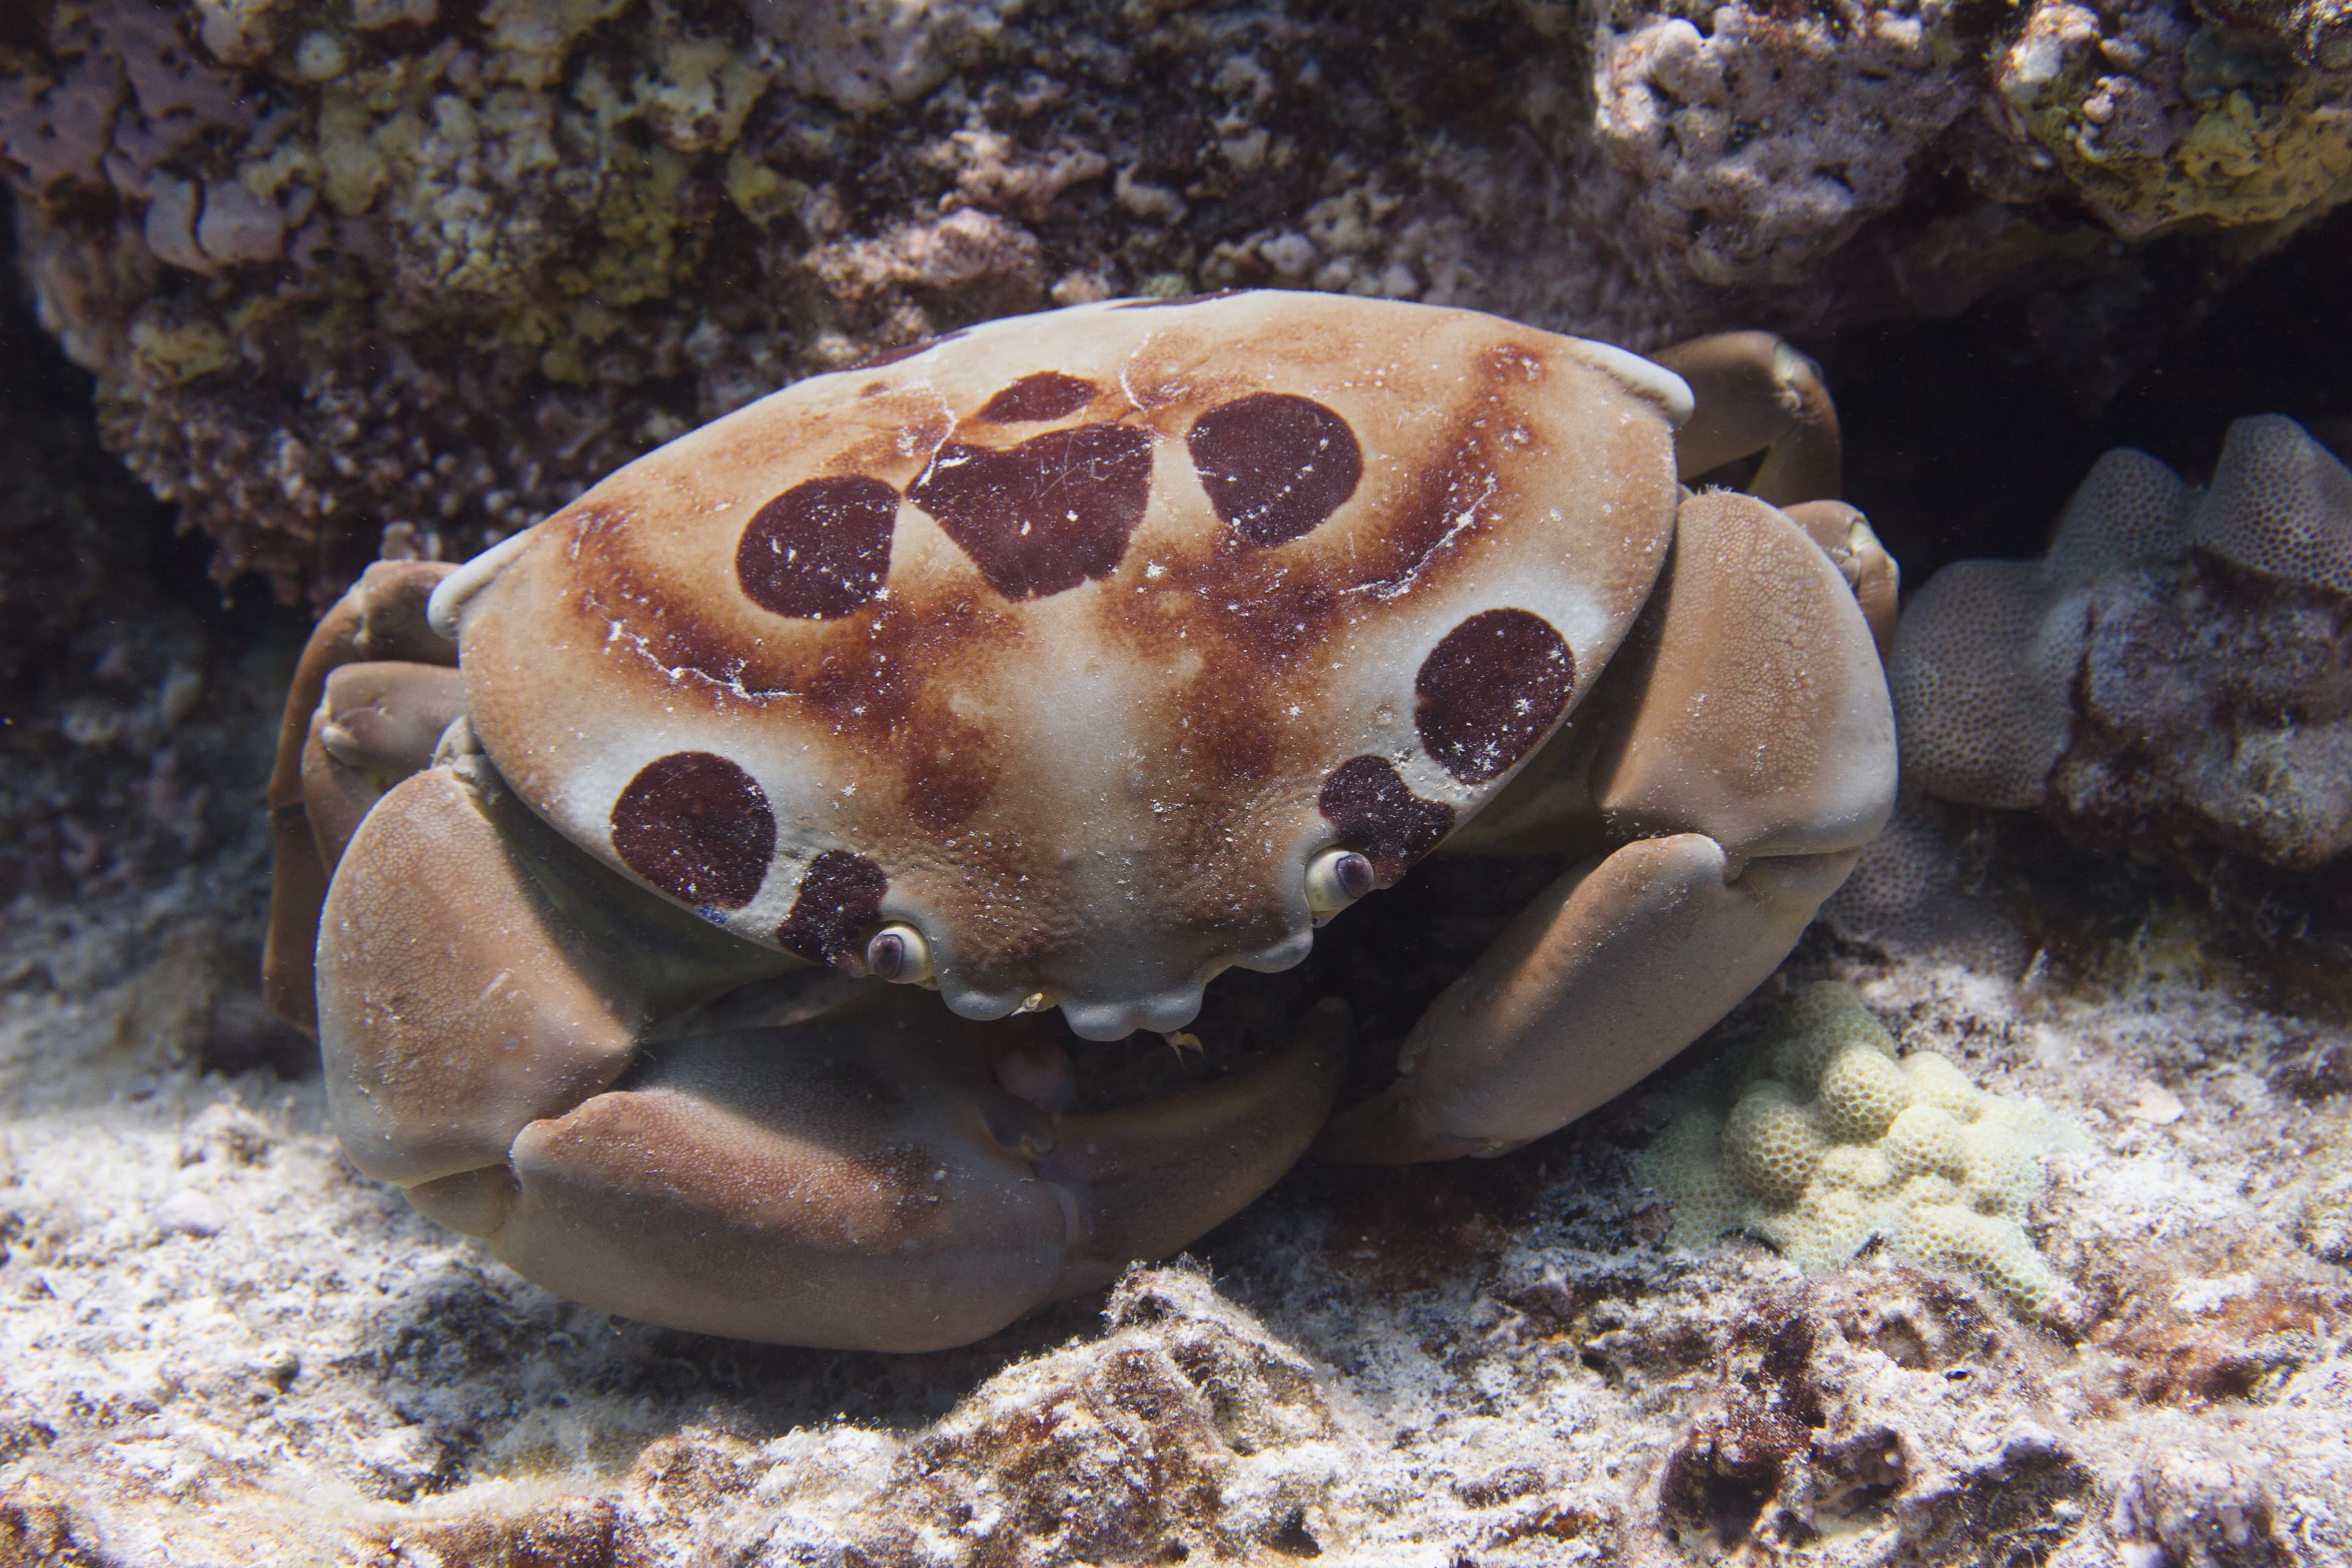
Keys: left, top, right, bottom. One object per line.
{"left": 1316, "top": 491, "right": 1896, "bottom": 1164}
{"left": 298, "top": 661, "right": 470, "bottom": 871}
{"left": 1781, "top": 499, "right": 1899, "bottom": 662}
{"left": 265, "top": 560, "right": 459, "bottom": 1030}
{"left": 323, "top": 752, "right": 1349, "bottom": 1350}
{"left": 1651, "top": 331, "right": 1841, "bottom": 507}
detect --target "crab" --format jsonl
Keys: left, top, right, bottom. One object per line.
{"left": 263, "top": 292, "right": 1898, "bottom": 1351}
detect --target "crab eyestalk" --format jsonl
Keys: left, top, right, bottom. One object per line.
{"left": 1305, "top": 848, "right": 1376, "bottom": 924}
{"left": 864, "top": 922, "right": 933, "bottom": 984}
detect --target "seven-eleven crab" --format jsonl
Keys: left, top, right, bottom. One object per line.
{"left": 263, "top": 291, "right": 1898, "bottom": 1351}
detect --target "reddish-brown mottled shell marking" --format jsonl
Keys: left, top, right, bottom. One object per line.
{"left": 1317, "top": 756, "right": 1455, "bottom": 881}
{"left": 736, "top": 476, "right": 898, "bottom": 620}
{"left": 443, "top": 291, "right": 1690, "bottom": 1038}
{"left": 1186, "top": 393, "right": 1363, "bottom": 547}
{"left": 975, "top": 372, "right": 1099, "bottom": 424}
{"left": 610, "top": 752, "right": 775, "bottom": 909}
{"left": 1415, "top": 609, "right": 1576, "bottom": 784}
{"left": 778, "top": 850, "right": 889, "bottom": 968}
{"left": 908, "top": 423, "right": 1155, "bottom": 600}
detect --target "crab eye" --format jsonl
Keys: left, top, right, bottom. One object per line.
{"left": 864, "top": 923, "right": 933, "bottom": 984}
{"left": 1305, "top": 848, "right": 1377, "bottom": 924}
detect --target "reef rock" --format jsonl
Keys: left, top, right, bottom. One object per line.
{"left": 1995, "top": 0, "right": 2352, "bottom": 237}
{"left": 4, "top": 0, "right": 2350, "bottom": 605}
{"left": 0, "top": 271, "right": 291, "bottom": 935}
{"left": 1891, "top": 413, "right": 2352, "bottom": 873}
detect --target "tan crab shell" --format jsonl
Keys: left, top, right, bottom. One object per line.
{"left": 431, "top": 292, "right": 1692, "bottom": 1039}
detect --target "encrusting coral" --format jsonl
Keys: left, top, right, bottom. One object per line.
{"left": 1640, "top": 982, "right": 2083, "bottom": 1311}
{"left": 1890, "top": 413, "right": 2352, "bottom": 871}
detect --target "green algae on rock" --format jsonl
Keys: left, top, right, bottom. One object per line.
{"left": 1640, "top": 982, "right": 2086, "bottom": 1311}
{"left": 1996, "top": 0, "right": 2352, "bottom": 238}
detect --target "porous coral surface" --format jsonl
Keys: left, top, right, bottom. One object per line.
{"left": 1891, "top": 414, "right": 2352, "bottom": 874}
{"left": 1642, "top": 982, "right": 2084, "bottom": 1310}
{"left": 4, "top": 0, "right": 2350, "bottom": 606}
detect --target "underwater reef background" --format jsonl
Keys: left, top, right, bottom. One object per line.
{"left": 3, "top": 1, "right": 2352, "bottom": 1561}
{"left": 5, "top": 0, "right": 2351, "bottom": 605}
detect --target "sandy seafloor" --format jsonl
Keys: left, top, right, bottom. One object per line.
{"left": 2, "top": 796, "right": 2348, "bottom": 1565}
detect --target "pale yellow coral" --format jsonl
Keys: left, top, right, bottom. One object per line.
{"left": 1817, "top": 1040, "right": 1913, "bottom": 1141}
{"left": 1902, "top": 1050, "right": 1984, "bottom": 1120}
{"left": 1759, "top": 974, "right": 1897, "bottom": 1090}
{"left": 1639, "top": 982, "right": 2083, "bottom": 1311}
{"left": 1722, "top": 1080, "right": 1827, "bottom": 1205}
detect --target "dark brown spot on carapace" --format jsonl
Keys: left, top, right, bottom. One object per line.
{"left": 610, "top": 752, "right": 775, "bottom": 910}
{"left": 908, "top": 422, "right": 1155, "bottom": 600}
{"left": 974, "top": 372, "right": 1099, "bottom": 425}
{"left": 1186, "top": 393, "right": 1363, "bottom": 548}
{"left": 1317, "top": 756, "right": 1455, "bottom": 882}
{"left": 1415, "top": 609, "right": 1575, "bottom": 783}
{"left": 778, "top": 850, "right": 889, "bottom": 970}
{"left": 736, "top": 476, "right": 898, "bottom": 619}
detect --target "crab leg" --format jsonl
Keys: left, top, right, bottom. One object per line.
{"left": 1651, "top": 332, "right": 1841, "bottom": 507}
{"left": 1781, "top": 499, "right": 1899, "bottom": 660}
{"left": 265, "top": 560, "right": 459, "bottom": 1030}
{"left": 321, "top": 752, "right": 1347, "bottom": 1350}
{"left": 296, "top": 661, "right": 470, "bottom": 870}
{"left": 1315, "top": 491, "right": 1896, "bottom": 1164}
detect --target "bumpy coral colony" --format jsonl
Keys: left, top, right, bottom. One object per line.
{"left": 1642, "top": 983, "right": 2083, "bottom": 1311}
{"left": 266, "top": 292, "right": 1898, "bottom": 1349}
{"left": 1891, "top": 414, "right": 2352, "bottom": 870}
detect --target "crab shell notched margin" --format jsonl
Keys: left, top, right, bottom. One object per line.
{"left": 428, "top": 291, "right": 1696, "bottom": 1041}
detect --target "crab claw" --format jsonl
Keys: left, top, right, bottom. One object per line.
{"left": 322, "top": 752, "right": 1348, "bottom": 1351}
{"left": 458, "top": 993, "right": 1347, "bottom": 1350}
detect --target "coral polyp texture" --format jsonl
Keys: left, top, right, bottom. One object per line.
{"left": 1640, "top": 982, "right": 2084, "bottom": 1311}
{"left": 1890, "top": 414, "right": 2352, "bottom": 870}
{"left": 3, "top": 0, "right": 2349, "bottom": 604}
